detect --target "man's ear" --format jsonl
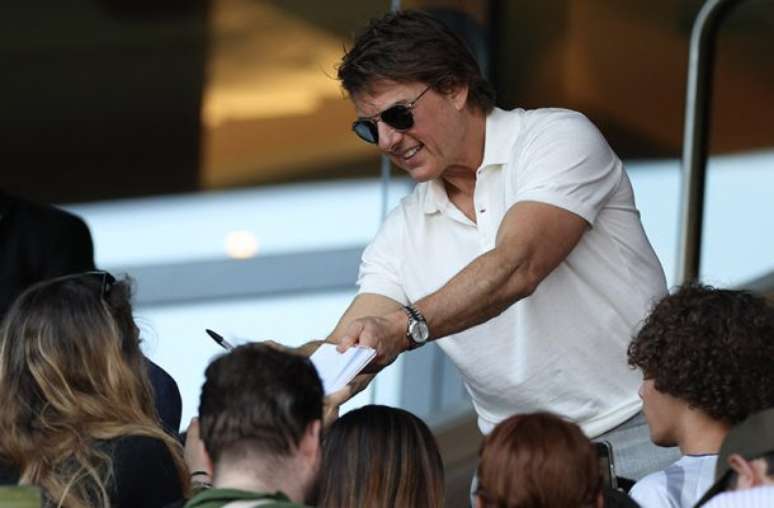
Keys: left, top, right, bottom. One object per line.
{"left": 299, "top": 419, "right": 322, "bottom": 461}
{"left": 727, "top": 453, "right": 766, "bottom": 489}
{"left": 448, "top": 84, "right": 469, "bottom": 111}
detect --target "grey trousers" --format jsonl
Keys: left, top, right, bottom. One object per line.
{"left": 594, "top": 411, "right": 681, "bottom": 481}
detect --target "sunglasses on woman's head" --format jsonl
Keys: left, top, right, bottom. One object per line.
{"left": 352, "top": 85, "right": 432, "bottom": 144}
{"left": 44, "top": 270, "right": 116, "bottom": 300}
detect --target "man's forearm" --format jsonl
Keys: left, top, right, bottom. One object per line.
{"left": 414, "top": 246, "right": 534, "bottom": 340}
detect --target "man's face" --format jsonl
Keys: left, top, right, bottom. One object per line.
{"left": 351, "top": 80, "right": 468, "bottom": 183}
{"left": 639, "top": 378, "right": 683, "bottom": 447}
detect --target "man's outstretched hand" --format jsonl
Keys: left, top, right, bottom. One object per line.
{"left": 336, "top": 312, "right": 409, "bottom": 372}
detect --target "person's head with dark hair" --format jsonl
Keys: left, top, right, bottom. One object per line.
{"left": 339, "top": 10, "right": 495, "bottom": 115}
{"left": 627, "top": 283, "right": 774, "bottom": 447}
{"left": 0, "top": 191, "right": 182, "bottom": 434}
{"left": 0, "top": 191, "right": 95, "bottom": 319}
{"left": 0, "top": 271, "right": 188, "bottom": 508}
{"left": 316, "top": 404, "right": 444, "bottom": 508}
{"left": 338, "top": 10, "right": 495, "bottom": 184}
{"left": 196, "top": 343, "right": 324, "bottom": 505}
{"left": 626, "top": 284, "right": 774, "bottom": 508}
{"left": 475, "top": 412, "right": 603, "bottom": 508}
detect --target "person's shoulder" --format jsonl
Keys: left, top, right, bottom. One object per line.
{"left": 184, "top": 488, "right": 307, "bottom": 508}
{"left": 703, "top": 485, "right": 774, "bottom": 508}
{"left": 519, "top": 107, "right": 596, "bottom": 135}
{"left": 110, "top": 434, "right": 177, "bottom": 468}
{"left": 109, "top": 434, "right": 183, "bottom": 507}
{"left": 382, "top": 182, "right": 429, "bottom": 224}
{"left": 629, "top": 468, "right": 672, "bottom": 507}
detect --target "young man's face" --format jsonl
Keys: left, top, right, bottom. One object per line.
{"left": 639, "top": 378, "right": 684, "bottom": 447}
{"left": 351, "top": 80, "right": 469, "bottom": 183}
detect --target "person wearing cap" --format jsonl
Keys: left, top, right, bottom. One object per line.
{"left": 694, "top": 408, "right": 774, "bottom": 507}
{"left": 626, "top": 284, "right": 774, "bottom": 508}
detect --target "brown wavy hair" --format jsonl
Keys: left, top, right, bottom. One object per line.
{"left": 0, "top": 273, "right": 189, "bottom": 508}
{"left": 477, "top": 412, "right": 601, "bottom": 508}
{"left": 627, "top": 283, "right": 774, "bottom": 424}
{"left": 316, "top": 405, "right": 444, "bottom": 508}
{"left": 338, "top": 10, "right": 496, "bottom": 114}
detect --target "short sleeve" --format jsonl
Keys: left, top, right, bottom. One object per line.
{"left": 356, "top": 206, "right": 408, "bottom": 305}
{"left": 511, "top": 110, "right": 622, "bottom": 225}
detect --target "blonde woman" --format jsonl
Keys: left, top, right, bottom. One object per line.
{"left": 0, "top": 271, "right": 189, "bottom": 507}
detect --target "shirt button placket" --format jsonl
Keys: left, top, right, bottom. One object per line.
{"left": 475, "top": 172, "right": 491, "bottom": 252}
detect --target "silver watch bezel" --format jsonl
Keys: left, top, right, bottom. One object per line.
{"left": 408, "top": 317, "right": 430, "bottom": 343}
{"left": 404, "top": 305, "right": 429, "bottom": 346}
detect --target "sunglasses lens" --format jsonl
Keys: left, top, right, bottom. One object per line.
{"left": 353, "top": 120, "right": 378, "bottom": 144}
{"left": 381, "top": 105, "right": 414, "bottom": 130}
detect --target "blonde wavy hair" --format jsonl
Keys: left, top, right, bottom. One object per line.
{"left": 0, "top": 272, "right": 189, "bottom": 508}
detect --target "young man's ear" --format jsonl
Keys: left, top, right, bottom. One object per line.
{"left": 299, "top": 419, "right": 322, "bottom": 461}
{"left": 727, "top": 453, "right": 768, "bottom": 489}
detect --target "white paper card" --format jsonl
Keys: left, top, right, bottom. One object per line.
{"left": 310, "top": 343, "right": 376, "bottom": 395}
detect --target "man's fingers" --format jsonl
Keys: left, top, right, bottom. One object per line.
{"left": 336, "top": 337, "right": 352, "bottom": 352}
{"left": 337, "top": 321, "right": 364, "bottom": 352}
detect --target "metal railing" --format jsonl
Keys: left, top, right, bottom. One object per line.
{"left": 677, "top": 0, "right": 747, "bottom": 283}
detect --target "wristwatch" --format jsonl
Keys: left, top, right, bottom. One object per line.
{"left": 402, "top": 304, "right": 430, "bottom": 349}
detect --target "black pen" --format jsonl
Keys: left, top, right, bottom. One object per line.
{"left": 206, "top": 329, "right": 234, "bottom": 350}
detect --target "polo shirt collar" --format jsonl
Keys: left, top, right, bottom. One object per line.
{"left": 418, "top": 178, "right": 443, "bottom": 214}
{"left": 480, "top": 107, "right": 519, "bottom": 167}
{"left": 422, "top": 107, "right": 516, "bottom": 215}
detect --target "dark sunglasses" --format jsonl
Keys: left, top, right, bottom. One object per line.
{"left": 352, "top": 85, "right": 432, "bottom": 144}
{"left": 45, "top": 270, "right": 116, "bottom": 300}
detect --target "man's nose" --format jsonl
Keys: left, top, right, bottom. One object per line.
{"left": 377, "top": 121, "right": 402, "bottom": 152}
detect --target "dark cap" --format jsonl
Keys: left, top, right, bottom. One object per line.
{"left": 695, "top": 407, "right": 774, "bottom": 506}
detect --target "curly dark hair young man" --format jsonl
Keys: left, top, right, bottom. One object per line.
{"left": 626, "top": 283, "right": 774, "bottom": 508}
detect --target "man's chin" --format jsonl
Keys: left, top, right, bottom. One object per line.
{"left": 399, "top": 163, "right": 435, "bottom": 183}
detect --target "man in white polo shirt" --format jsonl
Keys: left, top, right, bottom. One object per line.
{"left": 324, "top": 10, "right": 677, "bottom": 479}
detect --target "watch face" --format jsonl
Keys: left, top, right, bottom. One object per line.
{"left": 410, "top": 320, "right": 430, "bottom": 343}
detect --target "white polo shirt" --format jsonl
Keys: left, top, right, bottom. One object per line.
{"left": 357, "top": 107, "right": 667, "bottom": 437}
